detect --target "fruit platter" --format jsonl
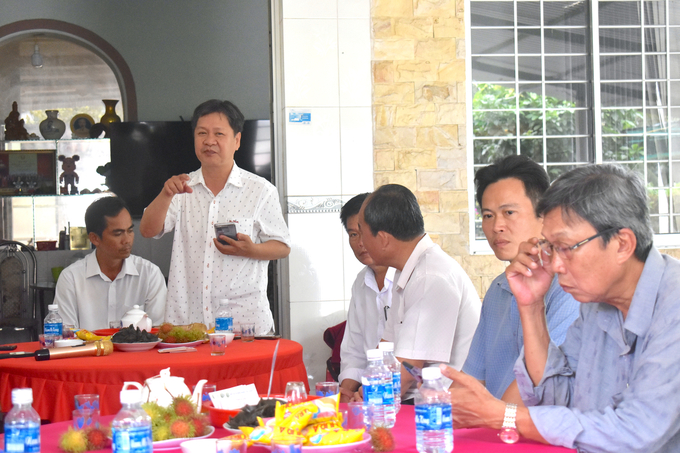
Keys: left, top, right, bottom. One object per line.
{"left": 157, "top": 322, "right": 209, "bottom": 345}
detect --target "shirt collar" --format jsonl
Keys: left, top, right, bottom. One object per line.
{"left": 187, "top": 163, "right": 244, "bottom": 190}
{"left": 364, "top": 266, "right": 396, "bottom": 293}
{"left": 85, "top": 250, "right": 138, "bottom": 281}
{"left": 396, "top": 234, "right": 435, "bottom": 290}
{"left": 623, "top": 246, "right": 664, "bottom": 338}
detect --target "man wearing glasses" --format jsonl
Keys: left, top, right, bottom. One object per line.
{"left": 442, "top": 164, "right": 680, "bottom": 451}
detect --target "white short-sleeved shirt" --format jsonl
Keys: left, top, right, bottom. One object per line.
{"left": 339, "top": 266, "right": 395, "bottom": 383}
{"left": 383, "top": 234, "right": 481, "bottom": 372}
{"left": 157, "top": 164, "right": 291, "bottom": 334}
{"left": 54, "top": 251, "right": 167, "bottom": 331}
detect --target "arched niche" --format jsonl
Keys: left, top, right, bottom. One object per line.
{"left": 0, "top": 19, "right": 137, "bottom": 129}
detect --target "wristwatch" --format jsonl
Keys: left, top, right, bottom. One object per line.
{"left": 499, "top": 403, "right": 520, "bottom": 444}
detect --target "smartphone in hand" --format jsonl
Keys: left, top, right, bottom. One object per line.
{"left": 402, "top": 360, "right": 423, "bottom": 383}
{"left": 214, "top": 223, "right": 237, "bottom": 245}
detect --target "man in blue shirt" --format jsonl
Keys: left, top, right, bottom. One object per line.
{"left": 443, "top": 164, "right": 680, "bottom": 451}
{"left": 463, "top": 155, "right": 579, "bottom": 402}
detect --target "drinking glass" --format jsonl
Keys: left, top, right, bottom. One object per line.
{"left": 347, "top": 401, "right": 372, "bottom": 429}
{"left": 39, "top": 334, "right": 56, "bottom": 349}
{"left": 72, "top": 409, "right": 99, "bottom": 429}
{"left": 271, "top": 435, "right": 304, "bottom": 453}
{"left": 284, "top": 381, "right": 307, "bottom": 404}
{"left": 62, "top": 324, "right": 76, "bottom": 339}
{"left": 74, "top": 394, "right": 100, "bottom": 412}
{"left": 240, "top": 323, "right": 255, "bottom": 342}
{"left": 217, "top": 438, "right": 247, "bottom": 453}
{"left": 209, "top": 333, "right": 227, "bottom": 356}
{"left": 315, "top": 381, "right": 339, "bottom": 397}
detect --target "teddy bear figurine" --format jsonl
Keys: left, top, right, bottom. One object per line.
{"left": 59, "top": 154, "right": 80, "bottom": 195}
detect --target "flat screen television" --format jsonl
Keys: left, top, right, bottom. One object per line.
{"left": 106, "top": 120, "right": 272, "bottom": 217}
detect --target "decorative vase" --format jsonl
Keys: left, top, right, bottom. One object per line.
{"left": 39, "top": 110, "right": 66, "bottom": 140}
{"left": 100, "top": 99, "right": 121, "bottom": 124}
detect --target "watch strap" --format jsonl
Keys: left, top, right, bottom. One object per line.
{"left": 502, "top": 403, "right": 518, "bottom": 429}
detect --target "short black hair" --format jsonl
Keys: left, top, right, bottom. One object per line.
{"left": 191, "top": 99, "right": 245, "bottom": 135}
{"left": 340, "top": 193, "right": 369, "bottom": 231}
{"left": 363, "top": 184, "right": 424, "bottom": 241}
{"left": 474, "top": 155, "right": 550, "bottom": 214}
{"left": 85, "top": 196, "right": 130, "bottom": 238}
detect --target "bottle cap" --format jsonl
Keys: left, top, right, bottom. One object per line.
{"left": 366, "top": 349, "right": 383, "bottom": 360}
{"left": 378, "top": 342, "right": 394, "bottom": 352}
{"left": 11, "top": 388, "right": 33, "bottom": 405}
{"left": 120, "top": 389, "right": 142, "bottom": 404}
{"left": 48, "top": 304, "right": 58, "bottom": 311}
{"left": 422, "top": 366, "right": 442, "bottom": 381}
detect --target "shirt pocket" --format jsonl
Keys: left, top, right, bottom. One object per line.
{"left": 223, "top": 218, "right": 256, "bottom": 240}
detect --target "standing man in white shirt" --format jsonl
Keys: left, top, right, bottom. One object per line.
{"left": 140, "top": 100, "right": 290, "bottom": 334}
{"left": 55, "top": 196, "right": 167, "bottom": 331}
{"left": 357, "top": 184, "right": 481, "bottom": 401}
{"left": 338, "top": 193, "right": 395, "bottom": 402}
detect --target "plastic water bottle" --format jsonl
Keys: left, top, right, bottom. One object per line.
{"left": 4, "top": 388, "right": 41, "bottom": 453}
{"left": 378, "top": 342, "right": 401, "bottom": 414}
{"left": 361, "top": 348, "right": 396, "bottom": 428}
{"left": 44, "top": 304, "right": 63, "bottom": 339}
{"left": 111, "top": 389, "right": 152, "bottom": 453}
{"left": 415, "top": 367, "right": 453, "bottom": 453}
{"left": 215, "top": 299, "right": 233, "bottom": 333}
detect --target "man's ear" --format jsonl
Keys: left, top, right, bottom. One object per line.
{"left": 377, "top": 231, "right": 391, "bottom": 250}
{"left": 614, "top": 228, "right": 637, "bottom": 264}
{"left": 88, "top": 232, "right": 101, "bottom": 247}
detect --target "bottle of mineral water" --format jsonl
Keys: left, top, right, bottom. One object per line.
{"left": 4, "top": 388, "right": 41, "bottom": 453}
{"left": 214, "top": 299, "right": 233, "bottom": 333}
{"left": 44, "top": 304, "right": 63, "bottom": 339}
{"left": 111, "top": 389, "right": 152, "bottom": 453}
{"left": 378, "top": 342, "right": 401, "bottom": 414}
{"left": 361, "top": 348, "right": 396, "bottom": 428}
{"left": 415, "top": 367, "right": 453, "bottom": 453}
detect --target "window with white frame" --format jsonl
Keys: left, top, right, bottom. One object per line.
{"left": 467, "top": 0, "right": 680, "bottom": 251}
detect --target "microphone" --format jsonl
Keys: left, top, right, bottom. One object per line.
{"left": 35, "top": 339, "right": 114, "bottom": 361}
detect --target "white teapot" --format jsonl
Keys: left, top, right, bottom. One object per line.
{"left": 123, "top": 368, "right": 207, "bottom": 412}
{"left": 120, "top": 305, "right": 153, "bottom": 331}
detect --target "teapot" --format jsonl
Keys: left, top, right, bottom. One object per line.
{"left": 120, "top": 305, "right": 152, "bottom": 331}
{"left": 123, "top": 368, "right": 207, "bottom": 412}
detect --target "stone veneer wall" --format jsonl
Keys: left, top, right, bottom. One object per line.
{"left": 370, "top": 0, "right": 503, "bottom": 297}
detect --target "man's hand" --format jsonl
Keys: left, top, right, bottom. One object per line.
{"left": 162, "top": 174, "right": 193, "bottom": 197}
{"left": 506, "top": 238, "right": 553, "bottom": 307}
{"left": 440, "top": 365, "right": 506, "bottom": 429}
{"left": 214, "top": 233, "right": 255, "bottom": 257}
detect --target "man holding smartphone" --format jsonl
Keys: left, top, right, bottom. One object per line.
{"left": 140, "top": 100, "right": 290, "bottom": 334}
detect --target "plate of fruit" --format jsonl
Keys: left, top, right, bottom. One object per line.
{"left": 157, "top": 322, "right": 209, "bottom": 347}
{"left": 110, "top": 325, "right": 161, "bottom": 352}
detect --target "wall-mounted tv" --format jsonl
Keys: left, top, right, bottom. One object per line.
{"left": 107, "top": 120, "right": 272, "bottom": 217}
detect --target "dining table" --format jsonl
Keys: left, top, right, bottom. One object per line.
{"left": 0, "top": 338, "right": 308, "bottom": 423}
{"left": 0, "top": 404, "right": 576, "bottom": 452}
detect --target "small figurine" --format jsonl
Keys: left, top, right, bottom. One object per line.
{"left": 59, "top": 154, "right": 80, "bottom": 195}
{"left": 4, "top": 101, "right": 29, "bottom": 140}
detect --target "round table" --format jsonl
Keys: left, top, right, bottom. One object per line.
{"left": 0, "top": 405, "right": 576, "bottom": 453}
{"left": 0, "top": 338, "right": 307, "bottom": 423}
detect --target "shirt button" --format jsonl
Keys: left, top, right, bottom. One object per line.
{"left": 207, "top": 263, "right": 210, "bottom": 268}
{"left": 206, "top": 285, "right": 209, "bottom": 290}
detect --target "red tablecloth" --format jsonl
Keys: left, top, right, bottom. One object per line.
{"left": 0, "top": 405, "right": 576, "bottom": 453}
{"left": 0, "top": 339, "right": 308, "bottom": 423}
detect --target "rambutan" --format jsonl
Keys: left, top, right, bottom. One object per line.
{"left": 172, "top": 395, "right": 197, "bottom": 417}
{"left": 189, "top": 413, "right": 209, "bottom": 437}
{"left": 84, "top": 427, "right": 109, "bottom": 450}
{"left": 142, "top": 401, "right": 167, "bottom": 424}
{"left": 153, "top": 424, "right": 172, "bottom": 441}
{"left": 170, "top": 418, "right": 195, "bottom": 438}
{"left": 369, "top": 426, "right": 395, "bottom": 452}
{"left": 58, "top": 427, "right": 88, "bottom": 453}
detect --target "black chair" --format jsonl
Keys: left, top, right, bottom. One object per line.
{"left": 0, "top": 240, "right": 38, "bottom": 343}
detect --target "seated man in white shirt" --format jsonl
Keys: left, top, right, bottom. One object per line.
{"left": 55, "top": 196, "right": 167, "bottom": 331}
{"left": 357, "top": 184, "right": 481, "bottom": 401}
{"left": 338, "top": 193, "right": 395, "bottom": 402}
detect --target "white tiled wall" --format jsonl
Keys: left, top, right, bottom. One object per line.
{"left": 279, "top": 0, "right": 372, "bottom": 388}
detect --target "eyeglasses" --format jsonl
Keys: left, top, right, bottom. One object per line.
{"left": 537, "top": 227, "right": 620, "bottom": 264}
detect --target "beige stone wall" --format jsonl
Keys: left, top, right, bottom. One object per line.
{"left": 371, "top": 0, "right": 504, "bottom": 297}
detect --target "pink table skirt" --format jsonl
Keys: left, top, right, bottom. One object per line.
{"left": 1, "top": 405, "right": 575, "bottom": 453}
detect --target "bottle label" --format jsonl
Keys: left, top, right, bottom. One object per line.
{"left": 44, "top": 322, "right": 62, "bottom": 336}
{"left": 362, "top": 380, "right": 393, "bottom": 406}
{"left": 215, "top": 317, "right": 233, "bottom": 332}
{"left": 112, "top": 426, "right": 152, "bottom": 453}
{"left": 415, "top": 403, "right": 453, "bottom": 431}
{"left": 4, "top": 425, "right": 40, "bottom": 453}
{"left": 392, "top": 371, "right": 401, "bottom": 400}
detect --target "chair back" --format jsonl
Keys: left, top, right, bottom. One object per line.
{"left": 0, "top": 240, "right": 38, "bottom": 343}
